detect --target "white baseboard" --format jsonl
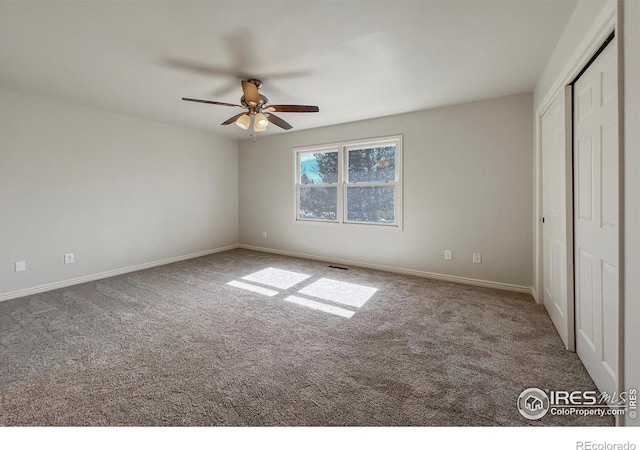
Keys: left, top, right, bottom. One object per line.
{"left": 239, "top": 244, "right": 533, "bottom": 295}
{"left": 1, "top": 243, "right": 532, "bottom": 302}
{"left": 0, "top": 244, "right": 240, "bottom": 303}
{"left": 531, "top": 287, "right": 541, "bottom": 304}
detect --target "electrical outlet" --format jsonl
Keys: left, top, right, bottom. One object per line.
{"left": 473, "top": 253, "right": 482, "bottom": 264}
{"left": 15, "top": 261, "right": 26, "bottom": 272}
{"left": 444, "top": 250, "right": 453, "bottom": 260}
{"left": 64, "top": 253, "right": 74, "bottom": 264}
{"left": 262, "top": 231, "right": 267, "bottom": 238}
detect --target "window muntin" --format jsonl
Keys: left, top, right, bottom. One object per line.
{"left": 294, "top": 136, "right": 402, "bottom": 227}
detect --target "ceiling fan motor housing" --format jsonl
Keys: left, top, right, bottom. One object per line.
{"left": 241, "top": 94, "right": 269, "bottom": 113}
{"left": 246, "top": 78, "right": 263, "bottom": 89}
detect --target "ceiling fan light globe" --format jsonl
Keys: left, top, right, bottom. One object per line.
{"left": 253, "top": 123, "right": 268, "bottom": 132}
{"left": 255, "top": 113, "right": 269, "bottom": 128}
{"left": 236, "top": 114, "right": 251, "bottom": 130}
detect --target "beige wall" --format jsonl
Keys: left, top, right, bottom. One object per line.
{"left": 0, "top": 87, "right": 238, "bottom": 299}
{"left": 239, "top": 93, "right": 533, "bottom": 289}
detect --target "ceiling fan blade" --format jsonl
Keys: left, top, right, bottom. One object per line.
{"left": 265, "top": 105, "right": 319, "bottom": 113}
{"left": 241, "top": 80, "right": 261, "bottom": 105}
{"left": 221, "top": 112, "right": 247, "bottom": 125}
{"left": 266, "top": 113, "right": 293, "bottom": 130}
{"left": 182, "top": 98, "right": 243, "bottom": 108}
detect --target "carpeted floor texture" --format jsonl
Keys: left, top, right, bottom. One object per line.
{"left": 0, "top": 249, "right": 613, "bottom": 426}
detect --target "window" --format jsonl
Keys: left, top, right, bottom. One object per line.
{"left": 294, "top": 135, "right": 402, "bottom": 227}
{"left": 297, "top": 148, "right": 339, "bottom": 221}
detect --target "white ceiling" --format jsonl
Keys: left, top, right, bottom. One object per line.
{"left": 0, "top": 1, "right": 577, "bottom": 139}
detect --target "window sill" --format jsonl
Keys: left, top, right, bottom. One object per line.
{"left": 293, "top": 218, "right": 403, "bottom": 231}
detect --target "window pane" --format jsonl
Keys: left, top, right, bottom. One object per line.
{"left": 299, "top": 186, "right": 337, "bottom": 220}
{"left": 347, "top": 146, "right": 396, "bottom": 183}
{"left": 346, "top": 186, "right": 395, "bottom": 224}
{"left": 299, "top": 151, "right": 338, "bottom": 184}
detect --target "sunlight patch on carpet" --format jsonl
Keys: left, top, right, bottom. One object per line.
{"left": 284, "top": 295, "right": 355, "bottom": 318}
{"left": 241, "top": 267, "right": 311, "bottom": 289}
{"left": 228, "top": 269, "right": 376, "bottom": 319}
{"left": 227, "top": 280, "right": 278, "bottom": 297}
{"left": 298, "top": 278, "right": 377, "bottom": 308}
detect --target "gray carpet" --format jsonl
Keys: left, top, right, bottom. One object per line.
{"left": 0, "top": 249, "right": 613, "bottom": 426}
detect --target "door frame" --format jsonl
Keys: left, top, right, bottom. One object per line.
{"left": 533, "top": 0, "right": 623, "bottom": 423}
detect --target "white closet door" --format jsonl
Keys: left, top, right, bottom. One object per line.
{"left": 574, "top": 37, "right": 619, "bottom": 395}
{"left": 541, "top": 90, "right": 573, "bottom": 349}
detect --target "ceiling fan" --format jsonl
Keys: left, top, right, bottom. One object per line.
{"left": 182, "top": 79, "right": 319, "bottom": 135}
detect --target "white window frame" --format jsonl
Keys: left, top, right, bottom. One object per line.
{"left": 293, "top": 135, "right": 403, "bottom": 229}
